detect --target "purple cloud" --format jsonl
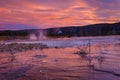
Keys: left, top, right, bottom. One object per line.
{"left": 0, "top": 0, "right": 119, "bottom": 30}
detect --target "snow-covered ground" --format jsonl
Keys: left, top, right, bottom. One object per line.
{"left": 0, "top": 36, "right": 120, "bottom": 80}
{"left": 2, "top": 35, "right": 120, "bottom": 47}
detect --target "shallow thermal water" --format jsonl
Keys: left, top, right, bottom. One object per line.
{"left": 0, "top": 37, "right": 120, "bottom": 80}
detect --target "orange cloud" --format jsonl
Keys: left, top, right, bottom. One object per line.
{"left": 0, "top": 0, "right": 120, "bottom": 30}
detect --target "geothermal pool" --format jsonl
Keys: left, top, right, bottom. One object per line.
{"left": 0, "top": 36, "right": 120, "bottom": 80}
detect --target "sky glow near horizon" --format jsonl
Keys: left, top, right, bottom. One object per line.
{"left": 0, "top": 0, "right": 120, "bottom": 30}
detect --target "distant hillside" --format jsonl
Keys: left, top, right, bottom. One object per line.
{"left": 46, "top": 22, "right": 120, "bottom": 37}
{"left": 0, "top": 22, "right": 120, "bottom": 40}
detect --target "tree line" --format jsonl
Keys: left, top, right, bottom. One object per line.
{"left": 0, "top": 22, "right": 120, "bottom": 40}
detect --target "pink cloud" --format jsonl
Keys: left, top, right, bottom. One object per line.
{"left": 0, "top": 0, "right": 120, "bottom": 30}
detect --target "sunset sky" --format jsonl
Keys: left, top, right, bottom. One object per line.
{"left": 0, "top": 0, "right": 120, "bottom": 30}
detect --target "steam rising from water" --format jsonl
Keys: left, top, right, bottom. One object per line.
{"left": 29, "top": 30, "right": 46, "bottom": 40}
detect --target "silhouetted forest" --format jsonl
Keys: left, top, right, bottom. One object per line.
{"left": 0, "top": 22, "right": 120, "bottom": 40}
{"left": 46, "top": 22, "right": 120, "bottom": 37}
